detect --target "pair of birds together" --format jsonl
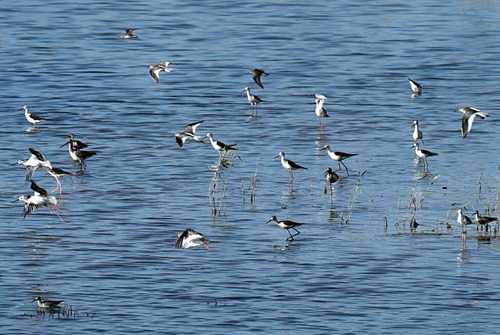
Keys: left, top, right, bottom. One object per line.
{"left": 456, "top": 208, "right": 498, "bottom": 233}
{"left": 175, "top": 215, "right": 304, "bottom": 251}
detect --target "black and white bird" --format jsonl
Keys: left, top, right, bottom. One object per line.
{"left": 276, "top": 151, "right": 307, "bottom": 185}
{"left": 175, "top": 120, "right": 205, "bottom": 147}
{"left": 175, "top": 228, "right": 211, "bottom": 250}
{"left": 456, "top": 208, "right": 473, "bottom": 235}
{"left": 320, "top": 145, "right": 357, "bottom": 176}
{"left": 412, "top": 120, "right": 424, "bottom": 143}
{"left": 314, "top": 94, "right": 329, "bottom": 126}
{"left": 457, "top": 106, "right": 488, "bottom": 139}
{"left": 17, "top": 181, "right": 61, "bottom": 220}
{"left": 267, "top": 216, "right": 303, "bottom": 241}
{"left": 32, "top": 296, "right": 64, "bottom": 309}
{"left": 249, "top": 68, "right": 268, "bottom": 89}
{"left": 408, "top": 78, "right": 422, "bottom": 95}
{"left": 206, "top": 132, "right": 237, "bottom": 154}
{"left": 61, "top": 138, "right": 97, "bottom": 170}
{"left": 60, "top": 133, "right": 88, "bottom": 150}
{"left": 17, "top": 147, "right": 52, "bottom": 181}
{"left": 120, "top": 28, "right": 138, "bottom": 39}
{"left": 412, "top": 143, "right": 438, "bottom": 170}
{"left": 23, "top": 105, "right": 46, "bottom": 127}
{"left": 474, "top": 210, "right": 497, "bottom": 231}
{"left": 149, "top": 61, "right": 174, "bottom": 83}
{"left": 243, "top": 86, "right": 265, "bottom": 111}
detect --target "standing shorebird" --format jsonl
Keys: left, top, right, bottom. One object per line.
{"left": 276, "top": 152, "right": 307, "bottom": 184}
{"left": 320, "top": 145, "right": 357, "bottom": 176}
{"left": 32, "top": 296, "right": 64, "bottom": 309}
{"left": 412, "top": 120, "right": 424, "bottom": 143}
{"left": 314, "top": 94, "right": 329, "bottom": 126}
{"left": 474, "top": 210, "right": 497, "bottom": 231}
{"left": 16, "top": 147, "right": 52, "bottom": 181}
{"left": 324, "top": 167, "right": 340, "bottom": 196}
{"left": 408, "top": 78, "right": 422, "bottom": 95}
{"left": 175, "top": 120, "right": 205, "bottom": 147}
{"left": 243, "top": 86, "right": 264, "bottom": 113}
{"left": 149, "top": 61, "right": 174, "bottom": 83}
{"left": 120, "top": 28, "right": 138, "bottom": 39}
{"left": 175, "top": 228, "right": 211, "bottom": 250}
{"left": 61, "top": 138, "right": 97, "bottom": 170}
{"left": 23, "top": 105, "right": 46, "bottom": 127}
{"left": 60, "top": 133, "right": 88, "bottom": 150}
{"left": 249, "top": 68, "right": 268, "bottom": 89}
{"left": 18, "top": 181, "right": 65, "bottom": 223}
{"left": 412, "top": 143, "right": 437, "bottom": 171}
{"left": 267, "top": 216, "right": 303, "bottom": 241}
{"left": 456, "top": 208, "right": 473, "bottom": 236}
{"left": 457, "top": 107, "right": 488, "bottom": 139}
{"left": 206, "top": 132, "right": 237, "bottom": 156}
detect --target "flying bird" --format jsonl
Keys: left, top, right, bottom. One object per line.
{"left": 249, "top": 68, "right": 268, "bottom": 88}
{"left": 175, "top": 120, "right": 205, "bottom": 147}
{"left": 457, "top": 106, "right": 488, "bottom": 139}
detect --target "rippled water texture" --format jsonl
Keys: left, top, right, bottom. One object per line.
{"left": 1, "top": 1, "right": 499, "bottom": 334}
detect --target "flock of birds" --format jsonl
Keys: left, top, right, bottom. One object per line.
{"left": 18, "top": 28, "right": 497, "bottom": 310}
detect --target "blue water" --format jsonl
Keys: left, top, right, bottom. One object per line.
{"left": 1, "top": 1, "right": 499, "bottom": 334}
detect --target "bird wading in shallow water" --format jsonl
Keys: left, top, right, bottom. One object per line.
{"left": 412, "top": 120, "right": 424, "bottom": 144}
{"left": 324, "top": 167, "right": 340, "bottom": 196}
{"left": 267, "top": 216, "right": 303, "bottom": 241}
{"left": 320, "top": 145, "right": 357, "bottom": 176}
{"left": 23, "top": 105, "right": 46, "bottom": 127}
{"left": 276, "top": 151, "right": 307, "bottom": 185}
{"left": 411, "top": 142, "right": 437, "bottom": 171}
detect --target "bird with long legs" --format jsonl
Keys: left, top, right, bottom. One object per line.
{"left": 411, "top": 143, "right": 437, "bottom": 171}
{"left": 324, "top": 167, "right": 340, "bottom": 197}
{"left": 243, "top": 86, "right": 264, "bottom": 114}
{"left": 17, "top": 181, "right": 66, "bottom": 223}
{"left": 412, "top": 120, "right": 424, "bottom": 143}
{"left": 314, "top": 94, "right": 329, "bottom": 127}
{"left": 61, "top": 139, "right": 97, "bottom": 170}
{"left": 44, "top": 166, "right": 73, "bottom": 194}
{"left": 267, "top": 216, "right": 303, "bottom": 241}
{"left": 276, "top": 152, "right": 307, "bottom": 185}
{"left": 320, "top": 145, "right": 357, "bottom": 176}
{"left": 474, "top": 210, "right": 497, "bottom": 232}
{"left": 16, "top": 147, "right": 52, "bottom": 181}
{"left": 23, "top": 105, "right": 46, "bottom": 127}
{"left": 456, "top": 208, "right": 473, "bottom": 239}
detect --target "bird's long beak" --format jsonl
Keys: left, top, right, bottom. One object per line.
{"left": 266, "top": 219, "right": 273, "bottom": 224}
{"left": 320, "top": 147, "right": 326, "bottom": 151}
{"left": 59, "top": 140, "right": 70, "bottom": 148}
{"left": 274, "top": 154, "right": 279, "bottom": 158}
{"left": 31, "top": 298, "right": 36, "bottom": 302}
